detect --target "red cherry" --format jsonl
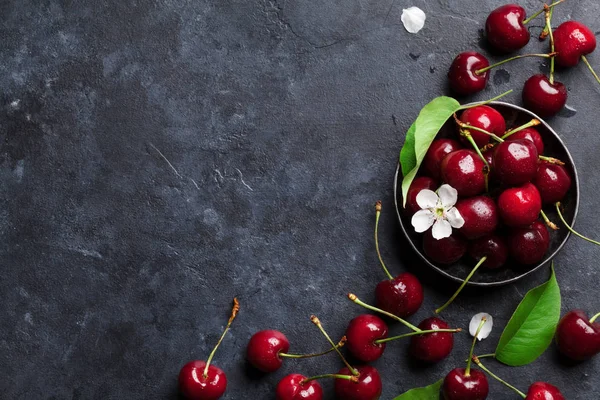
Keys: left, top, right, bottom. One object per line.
{"left": 554, "top": 21, "right": 597, "bottom": 67}
{"left": 440, "top": 149, "right": 486, "bottom": 197}
{"left": 405, "top": 177, "right": 438, "bottom": 215}
{"left": 345, "top": 314, "right": 388, "bottom": 362}
{"left": 410, "top": 317, "right": 454, "bottom": 363}
{"left": 423, "top": 230, "right": 467, "bottom": 265}
{"left": 493, "top": 140, "right": 539, "bottom": 186}
{"left": 442, "top": 368, "right": 489, "bottom": 400}
{"left": 485, "top": 4, "right": 530, "bottom": 53}
{"left": 469, "top": 234, "right": 508, "bottom": 269}
{"left": 455, "top": 195, "right": 499, "bottom": 239}
{"left": 522, "top": 74, "right": 567, "bottom": 118}
{"left": 533, "top": 162, "right": 572, "bottom": 204}
{"left": 375, "top": 273, "right": 424, "bottom": 318}
{"left": 246, "top": 330, "right": 290, "bottom": 372}
{"left": 448, "top": 52, "right": 490, "bottom": 95}
{"left": 459, "top": 105, "right": 506, "bottom": 148}
{"left": 179, "top": 361, "right": 227, "bottom": 400}
{"left": 334, "top": 365, "right": 382, "bottom": 400}
{"left": 497, "top": 183, "right": 542, "bottom": 227}
{"left": 508, "top": 220, "right": 550, "bottom": 265}
{"left": 525, "top": 382, "right": 565, "bottom": 400}
{"left": 555, "top": 310, "right": 600, "bottom": 361}
{"left": 424, "top": 139, "right": 462, "bottom": 180}
{"left": 507, "top": 127, "right": 544, "bottom": 154}
{"left": 276, "top": 374, "right": 323, "bottom": 400}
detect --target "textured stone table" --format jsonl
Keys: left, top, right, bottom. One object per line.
{"left": 1, "top": 0, "right": 599, "bottom": 399}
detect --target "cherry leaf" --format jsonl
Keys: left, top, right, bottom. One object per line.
{"left": 392, "top": 379, "right": 442, "bottom": 400}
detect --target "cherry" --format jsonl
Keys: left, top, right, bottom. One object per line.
{"left": 525, "top": 382, "right": 565, "bottom": 400}
{"left": 345, "top": 314, "right": 388, "bottom": 362}
{"left": 405, "top": 177, "right": 438, "bottom": 215}
{"left": 334, "top": 365, "right": 382, "bottom": 400}
{"left": 440, "top": 149, "right": 486, "bottom": 197}
{"left": 508, "top": 220, "right": 550, "bottom": 265}
{"left": 448, "top": 51, "right": 490, "bottom": 95}
{"left": 533, "top": 162, "right": 571, "bottom": 204}
{"left": 506, "top": 127, "right": 544, "bottom": 154}
{"left": 469, "top": 235, "right": 508, "bottom": 269}
{"left": 498, "top": 183, "right": 542, "bottom": 227}
{"left": 455, "top": 196, "right": 499, "bottom": 239}
{"left": 423, "top": 230, "right": 467, "bottom": 264}
{"left": 424, "top": 139, "right": 462, "bottom": 180}
{"left": 493, "top": 139, "right": 539, "bottom": 186}
{"left": 459, "top": 105, "right": 506, "bottom": 148}
{"left": 522, "top": 74, "right": 567, "bottom": 118}
{"left": 485, "top": 4, "right": 530, "bottom": 53}
{"left": 554, "top": 21, "right": 597, "bottom": 67}
{"left": 246, "top": 330, "right": 290, "bottom": 372}
{"left": 443, "top": 368, "right": 488, "bottom": 400}
{"left": 555, "top": 310, "right": 600, "bottom": 361}
{"left": 410, "top": 317, "right": 454, "bottom": 363}
{"left": 276, "top": 374, "right": 323, "bottom": 400}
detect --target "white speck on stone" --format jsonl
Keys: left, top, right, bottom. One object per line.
{"left": 469, "top": 313, "right": 493, "bottom": 340}
{"left": 401, "top": 7, "right": 426, "bottom": 34}
{"left": 203, "top": 208, "right": 219, "bottom": 225}
{"left": 24, "top": 313, "right": 33, "bottom": 325}
{"left": 14, "top": 159, "right": 24, "bottom": 182}
{"left": 10, "top": 99, "right": 20, "bottom": 108}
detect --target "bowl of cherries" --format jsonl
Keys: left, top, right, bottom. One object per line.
{"left": 394, "top": 101, "right": 579, "bottom": 286}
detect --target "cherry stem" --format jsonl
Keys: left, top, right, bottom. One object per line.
{"left": 458, "top": 90, "right": 514, "bottom": 110}
{"left": 375, "top": 201, "right": 393, "bottom": 280}
{"left": 523, "top": 0, "right": 565, "bottom": 25}
{"left": 501, "top": 119, "right": 541, "bottom": 139}
{"left": 538, "top": 155, "right": 565, "bottom": 165}
{"left": 474, "top": 353, "right": 496, "bottom": 359}
{"left": 435, "top": 256, "right": 487, "bottom": 315}
{"left": 555, "top": 202, "right": 600, "bottom": 246}
{"left": 460, "top": 131, "right": 490, "bottom": 192}
{"left": 590, "top": 312, "right": 600, "bottom": 323}
{"left": 454, "top": 115, "right": 504, "bottom": 144}
{"left": 347, "top": 293, "right": 422, "bottom": 332}
{"left": 540, "top": 210, "right": 559, "bottom": 230}
{"left": 581, "top": 56, "right": 600, "bottom": 85}
{"left": 473, "top": 357, "right": 527, "bottom": 398}
{"left": 280, "top": 336, "right": 347, "bottom": 359}
{"left": 311, "top": 315, "right": 359, "bottom": 376}
{"left": 545, "top": 4, "right": 556, "bottom": 84}
{"left": 301, "top": 373, "right": 359, "bottom": 385}
{"left": 465, "top": 318, "right": 487, "bottom": 377}
{"left": 374, "top": 328, "right": 462, "bottom": 344}
{"left": 475, "top": 53, "right": 557, "bottom": 75}
{"left": 203, "top": 298, "right": 240, "bottom": 378}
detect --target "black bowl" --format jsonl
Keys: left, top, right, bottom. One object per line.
{"left": 393, "top": 101, "right": 579, "bottom": 286}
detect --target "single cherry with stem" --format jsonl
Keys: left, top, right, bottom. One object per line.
{"left": 276, "top": 372, "right": 358, "bottom": 400}
{"left": 424, "top": 139, "right": 462, "bottom": 180}
{"left": 534, "top": 162, "right": 571, "bottom": 204}
{"left": 556, "top": 202, "right": 600, "bottom": 247}
{"left": 345, "top": 314, "right": 388, "bottom": 362}
{"left": 179, "top": 298, "right": 240, "bottom": 400}
{"left": 458, "top": 105, "right": 506, "bottom": 148}
{"left": 440, "top": 149, "right": 487, "bottom": 197}
{"left": 497, "top": 183, "right": 542, "bottom": 227}
{"left": 554, "top": 20, "right": 599, "bottom": 85}
{"left": 505, "top": 127, "right": 544, "bottom": 154}
{"left": 493, "top": 140, "right": 539, "bottom": 186}
{"left": 508, "top": 220, "right": 550, "bottom": 265}
{"left": 469, "top": 235, "right": 508, "bottom": 270}
{"left": 555, "top": 310, "right": 600, "bottom": 361}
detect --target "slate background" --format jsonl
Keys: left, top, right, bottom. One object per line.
{"left": 1, "top": 0, "right": 599, "bottom": 399}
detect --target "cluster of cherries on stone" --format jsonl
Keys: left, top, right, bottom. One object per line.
{"left": 448, "top": 3, "right": 598, "bottom": 118}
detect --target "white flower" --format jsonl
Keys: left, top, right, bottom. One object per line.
{"left": 401, "top": 7, "right": 426, "bottom": 34}
{"left": 411, "top": 184, "right": 464, "bottom": 240}
{"left": 469, "top": 313, "right": 493, "bottom": 341}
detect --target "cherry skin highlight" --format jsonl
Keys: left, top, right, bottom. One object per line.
{"left": 469, "top": 234, "right": 509, "bottom": 269}
{"left": 508, "top": 220, "right": 550, "bottom": 265}
{"left": 424, "top": 139, "right": 462, "bottom": 180}
{"left": 497, "top": 183, "right": 542, "bottom": 227}
{"left": 459, "top": 105, "right": 506, "bottom": 148}
{"left": 334, "top": 365, "right": 382, "bottom": 400}
{"left": 525, "top": 382, "right": 565, "bottom": 400}
{"left": 522, "top": 74, "right": 567, "bottom": 118}
{"left": 533, "top": 162, "right": 572, "bottom": 204}
{"left": 375, "top": 272, "right": 424, "bottom": 318}
{"left": 442, "top": 368, "right": 489, "bottom": 400}
{"left": 485, "top": 4, "right": 530, "bottom": 53}
{"left": 553, "top": 21, "right": 597, "bottom": 67}
{"left": 179, "top": 361, "right": 227, "bottom": 400}
{"left": 405, "top": 177, "right": 438, "bottom": 216}
{"left": 423, "top": 230, "right": 467, "bottom": 265}
{"left": 246, "top": 330, "right": 290, "bottom": 373}
{"left": 440, "top": 149, "right": 486, "bottom": 197}
{"left": 448, "top": 51, "right": 490, "bottom": 95}
{"left": 455, "top": 195, "right": 499, "bottom": 239}
{"left": 507, "top": 127, "right": 544, "bottom": 154}
{"left": 555, "top": 310, "right": 600, "bottom": 361}
{"left": 276, "top": 374, "right": 323, "bottom": 400}
{"left": 345, "top": 314, "right": 388, "bottom": 363}
{"left": 493, "top": 139, "right": 539, "bottom": 186}
{"left": 410, "top": 317, "right": 454, "bottom": 363}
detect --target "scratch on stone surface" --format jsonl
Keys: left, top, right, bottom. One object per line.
{"left": 189, "top": 177, "right": 200, "bottom": 190}
{"left": 513, "top": 285, "right": 523, "bottom": 299}
{"left": 384, "top": 0, "right": 395, "bottom": 24}
{"left": 214, "top": 169, "right": 225, "bottom": 183}
{"left": 24, "top": 312, "right": 33, "bottom": 325}
{"left": 62, "top": 312, "right": 91, "bottom": 362}
{"left": 392, "top": 114, "right": 398, "bottom": 126}
{"left": 236, "top": 168, "right": 253, "bottom": 191}
{"left": 14, "top": 159, "right": 24, "bottom": 182}
{"left": 149, "top": 142, "right": 182, "bottom": 178}
{"left": 69, "top": 247, "right": 103, "bottom": 259}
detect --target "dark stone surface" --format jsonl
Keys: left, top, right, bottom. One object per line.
{"left": 0, "top": 0, "right": 598, "bottom": 399}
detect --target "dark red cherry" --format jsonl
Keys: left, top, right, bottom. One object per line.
{"left": 375, "top": 272, "right": 424, "bottom": 318}
{"left": 448, "top": 51, "right": 490, "bottom": 95}
{"left": 507, "top": 127, "right": 544, "bottom": 154}
{"left": 525, "top": 382, "right": 565, "bottom": 400}
{"left": 493, "top": 139, "right": 539, "bottom": 186}
{"left": 533, "top": 162, "right": 572, "bottom": 204}
{"left": 522, "top": 74, "right": 567, "bottom": 118}
{"left": 469, "top": 234, "right": 508, "bottom": 269}
{"left": 498, "top": 183, "right": 542, "bottom": 227}
{"left": 276, "top": 374, "right": 323, "bottom": 400}
{"left": 423, "top": 230, "right": 467, "bottom": 265}
{"left": 554, "top": 21, "right": 597, "bottom": 67}
{"left": 405, "top": 177, "right": 438, "bottom": 215}
{"left": 179, "top": 361, "right": 227, "bottom": 400}
{"left": 508, "top": 220, "right": 550, "bottom": 265}
{"left": 442, "top": 368, "right": 489, "bottom": 400}
{"left": 246, "top": 330, "right": 289, "bottom": 372}
{"left": 424, "top": 139, "right": 462, "bottom": 180}
{"left": 410, "top": 317, "right": 454, "bottom": 363}
{"left": 459, "top": 105, "right": 506, "bottom": 148}
{"left": 440, "top": 149, "right": 486, "bottom": 197}
{"left": 455, "top": 195, "right": 499, "bottom": 239}
{"left": 555, "top": 310, "right": 600, "bottom": 361}
{"left": 485, "top": 4, "right": 530, "bottom": 53}
{"left": 345, "top": 314, "right": 388, "bottom": 362}
{"left": 334, "top": 365, "right": 382, "bottom": 400}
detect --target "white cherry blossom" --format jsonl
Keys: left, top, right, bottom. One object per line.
{"left": 411, "top": 184, "right": 464, "bottom": 240}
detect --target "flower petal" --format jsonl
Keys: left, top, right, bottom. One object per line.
{"left": 401, "top": 7, "right": 426, "bottom": 34}
{"left": 411, "top": 209, "right": 435, "bottom": 233}
{"left": 416, "top": 189, "right": 439, "bottom": 210}
{"left": 446, "top": 207, "right": 465, "bottom": 228}
{"left": 431, "top": 219, "right": 452, "bottom": 240}
{"left": 438, "top": 184, "right": 458, "bottom": 208}
{"left": 469, "top": 313, "right": 493, "bottom": 341}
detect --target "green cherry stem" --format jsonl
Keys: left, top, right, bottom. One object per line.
{"left": 435, "top": 257, "right": 487, "bottom": 315}
{"left": 538, "top": 155, "right": 565, "bottom": 165}
{"left": 459, "top": 131, "right": 490, "bottom": 192}
{"left": 280, "top": 336, "right": 347, "bottom": 358}
{"left": 374, "top": 201, "right": 393, "bottom": 280}
{"left": 540, "top": 210, "right": 559, "bottom": 231}
{"left": 556, "top": 202, "right": 600, "bottom": 246}
{"left": 466, "top": 318, "right": 487, "bottom": 377}
{"left": 590, "top": 312, "right": 600, "bottom": 323}
{"left": 474, "top": 353, "right": 496, "bottom": 359}
{"left": 203, "top": 298, "right": 240, "bottom": 378}
{"left": 545, "top": 4, "right": 556, "bottom": 84}
{"left": 475, "top": 53, "right": 557, "bottom": 76}
{"left": 473, "top": 357, "right": 527, "bottom": 398}
{"left": 301, "top": 373, "right": 359, "bottom": 385}
{"left": 374, "top": 328, "right": 462, "bottom": 344}
{"left": 454, "top": 115, "right": 505, "bottom": 143}
{"left": 501, "top": 119, "right": 541, "bottom": 139}
{"left": 458, "top": 90, "right": 514, "bottom": 110}
{"left": 347, "top": 293, "right": 421, "bottom": 332}
{"left": 581, "top": 56, "right": 600, "bottom": 85}
{"left": 523, "top": 0, "right": 565, "bottom": 25}
{"left": 311, "top": 315, "right": 359, "bottom": 376}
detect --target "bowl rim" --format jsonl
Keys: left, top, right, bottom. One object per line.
{"left": 393, "top": 100, "right": 580, "bottom": 287}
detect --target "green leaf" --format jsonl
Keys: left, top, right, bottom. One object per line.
{"left": 392, "top": 379, "right": 442, "bottom": 400}
{"left": 400, "top": 96, "right": 461, "bottom": 207}
{"left": 495, "top": 264, "right": 561, "bottom": 366}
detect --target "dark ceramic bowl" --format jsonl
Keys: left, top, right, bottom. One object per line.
{"left": 393, "top": 101, "right": 579, "bottom": 286}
